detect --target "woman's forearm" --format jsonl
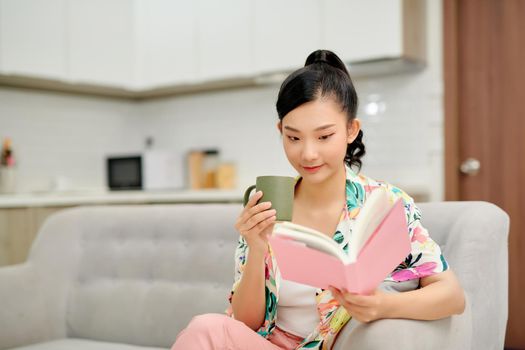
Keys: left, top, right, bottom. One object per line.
{"left": 384, "top": 278, "right": 466, "bottom": 320}
{"left": 230, "top": 249, "right": 267, "bottom": 331}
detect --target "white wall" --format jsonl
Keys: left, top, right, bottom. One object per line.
{"left": 0, "top": 0, "right": 444, "bottom": 200}
{"left": 355, "top": 0, "right": 444, "bottom": 201}
{"left": 0, "top": 89, "right": 145, "bottom": 192}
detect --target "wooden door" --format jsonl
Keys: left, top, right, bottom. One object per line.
{"left": 444, "top": 0, "right": 525, "bottom": 348}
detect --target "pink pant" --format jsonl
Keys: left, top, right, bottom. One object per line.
{"left": 171, "top": 313, "right": 303, "bottom": 350}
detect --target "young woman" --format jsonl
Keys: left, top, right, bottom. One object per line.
{"left": 171, "top": 49, "right": 465, "bottom": 350}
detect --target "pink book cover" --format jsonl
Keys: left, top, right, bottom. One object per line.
{"left": 269, "top": 199, "right": 411, "bottom": 295}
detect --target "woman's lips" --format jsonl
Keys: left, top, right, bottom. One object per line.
{"left": 303, "top": 164, "right": 323, "bottom": 173}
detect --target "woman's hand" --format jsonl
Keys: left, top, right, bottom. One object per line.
{"left": 328, "top": 286, "right": 391, "bottom": 323}
{"left": 235, "top": 190, "right": 277, "bottom": 256}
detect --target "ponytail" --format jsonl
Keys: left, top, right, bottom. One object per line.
{"left": 345, "top": 130, "right": 365, "bottom": 172}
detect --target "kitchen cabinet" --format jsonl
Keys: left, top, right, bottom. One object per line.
{"left": 195, "top": 0, "right": 254, "bottom": 82}
{"left": 135, "top": 0, "right": 198, "bottom": 88}
{"left": 254, "top": 0, "right": 321, "bottom": 74}
{"left": 323, "top": 0, "right": 403, "bottom": 62}
{"left": 0, "top": 0, "right": 426, "bottom": 98}
{"left": 0, "top": 206, "right": 69, "bottom": 266}
{"left": 68, "top": 0, "right": 135, "bottom": 88}
{"left": 0, "top": 0, "right": 67, "bottom": 80}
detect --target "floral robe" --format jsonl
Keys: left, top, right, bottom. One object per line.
{"left": 226, "top": 164, "right": 448, "bottom": 349}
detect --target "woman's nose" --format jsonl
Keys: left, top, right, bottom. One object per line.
{"left": 301, "top": 142, "right": 319, "bottom": 162}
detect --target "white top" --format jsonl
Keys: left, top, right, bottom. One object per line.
{"left": 275, "top": 278, "right": 319, "bottom": 338}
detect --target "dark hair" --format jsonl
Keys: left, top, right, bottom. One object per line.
{"left": 275, "top": 49, "right": 365, "bottom": 172}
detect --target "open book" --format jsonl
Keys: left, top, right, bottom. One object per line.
{"left": 269, "top": 187, "right": 411, "bottom": 295}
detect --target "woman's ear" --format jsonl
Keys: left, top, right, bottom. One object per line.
{"left": 347, "top": 118, "right": 361, "bottom": 143}
{"left": 277, "top": 121, "right": 282, "bottom": 135}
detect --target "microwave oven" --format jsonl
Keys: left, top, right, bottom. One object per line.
{"left": 106, "top": 151, "right": 183, "bottom": 191}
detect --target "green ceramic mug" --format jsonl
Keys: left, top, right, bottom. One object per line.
{"left": 243, "top": 176, "right": 295, "bottom": 222}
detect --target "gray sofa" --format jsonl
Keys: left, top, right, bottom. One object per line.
{"left": 0, "top": 202, "right": 509, "bottom": 350}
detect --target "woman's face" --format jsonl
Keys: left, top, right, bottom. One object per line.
{"left": 278, "top": 97, "right": 361, "bottom": 183}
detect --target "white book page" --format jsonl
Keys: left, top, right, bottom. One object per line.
{"left": 272, "top": 222, "right": 351, "bottom": 264}
{"left": 348, "top": 187, "right": 393, "bottom": 261}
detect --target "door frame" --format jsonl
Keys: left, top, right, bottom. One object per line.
{"left": 443, "top": 0, "right": 460, "bottom": 201}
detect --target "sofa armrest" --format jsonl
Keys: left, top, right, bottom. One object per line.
{"left": 420, "top": 201, "right": 509, "bottom": 350}
{"left": 332, "top": 296, "right": 472, "bottom": 350}
{"left": 0, "top": 262, "right": 51, "bottom": 350}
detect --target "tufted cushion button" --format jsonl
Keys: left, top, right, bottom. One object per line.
{"left": 153, "top": 235, "right": 161, "bottom": 247}
{"left": 119, "top": 234, "right": 127, "bottom": 244}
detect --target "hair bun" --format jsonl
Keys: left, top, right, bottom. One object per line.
{"left": 304, "top": 49, "right": 350, "bottom": 77}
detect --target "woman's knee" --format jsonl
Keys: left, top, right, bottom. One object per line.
{"left": 185, "top": 313, "right": 231, "bottom": 336}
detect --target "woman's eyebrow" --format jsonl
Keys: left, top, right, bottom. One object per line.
{"left": 284, "top": 124, "right": 336, "bottom": 132}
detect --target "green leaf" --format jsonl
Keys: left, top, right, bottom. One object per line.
{"left": 333, "top": 230, "right": 344, "bottom": 244}
{"left": 302, "top": 340, "right": 321, "bottom": 348}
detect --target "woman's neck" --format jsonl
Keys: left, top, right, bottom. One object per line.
{"left": 295, "top": 165, "right": 346, "bottom": 209}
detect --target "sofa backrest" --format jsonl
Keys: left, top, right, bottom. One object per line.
{"left": 30, "top": 204, "right": 242, "bottom": 348}
{"left": 29, "top": 201, "right": 509, "bottom": 350}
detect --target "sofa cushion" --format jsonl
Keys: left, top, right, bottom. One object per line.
{"left": 29, "top": 204, "right": 243, "bottom": 348}
{"left": 8, "top": 338, "right": 166, "bottom": 350}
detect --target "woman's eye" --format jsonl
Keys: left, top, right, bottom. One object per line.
{"left": 319, "top": 133, "right": 334, "bottom": 140}
{"left": 287, "top": 136, "right": 299, "bottom": 142}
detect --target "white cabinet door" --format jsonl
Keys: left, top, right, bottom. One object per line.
{"left": 196, "top": 0, "right": 253, "bottom": 81}
{"left": 0, "top": 0, "right": 412, "bottom": 94}
{"left": 135, "top": 0, "right": 198, "bottom": 89}
{"left": 254, "top": 0, "right": 321, "bottom": 74}
{"left": 322, "top": 0, "right": 403, "bottom": 63}
{"left": 0, "top": 0, "right": 67, "bottom": 80}
{"left": 68, "top": 0, "right": 134, "bottom": 88}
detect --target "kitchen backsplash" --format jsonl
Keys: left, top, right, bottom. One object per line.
{"left": 0, "top": 0, "right": 443, "bottom": 201}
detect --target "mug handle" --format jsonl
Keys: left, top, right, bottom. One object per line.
{"left": 243, "top": 185, "right": 257, "bottom": 207}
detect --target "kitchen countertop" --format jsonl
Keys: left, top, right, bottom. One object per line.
{"left": 0, "top": 189, "right": 245, "bottom": 208}
{"left": 0, "top": 186, "right": 431, "bottom": 209}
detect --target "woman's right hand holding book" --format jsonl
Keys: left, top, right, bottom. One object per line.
{"left": 235, "top": 190, "right": 277, "bottom": 256}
